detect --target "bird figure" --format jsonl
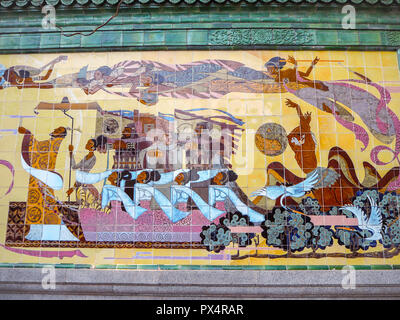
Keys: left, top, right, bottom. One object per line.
{"left": 339, "top": 195, "right": 385, "bottom": 241}
{"left": 250, "top": 169, "right": 319, "bottom": 209}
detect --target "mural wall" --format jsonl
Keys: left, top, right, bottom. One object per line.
{"left": 0, "top": 50, "right": 400, "bottom": 267}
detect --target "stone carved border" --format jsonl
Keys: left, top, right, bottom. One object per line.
{"left": 209, "top": 29, "right": 315, "bottom": 46}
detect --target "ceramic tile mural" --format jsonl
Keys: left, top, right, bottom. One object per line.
{"left": 0, "top": 50, "right": 399, "bottom": 268}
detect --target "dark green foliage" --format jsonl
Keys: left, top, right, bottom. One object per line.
{"left": 200, "top": 223, "right": 231, "bottom": 253}
{"left": 220, "top": 211, "right": 255, "bottom": 248}
{"left": 261, "top": 207, "right": 314, "bottom": 253}
{"left": 261, "top": 197, "right": 334, "bottom": 253}
{"left": 200, "top": 211, "right": 255, "bottom": 252}
{"left": 300, "top": 197, "right": 334, "bottom": 251}
{"left": 260, "top": 190, "right": 400, "bottom": 254}
{"left": 372, "top": 190, "right": 400, "bottom": 249}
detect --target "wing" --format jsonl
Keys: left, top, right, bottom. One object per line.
{"left": 367, "top": 195, "right": 383, "bottom": 227}
{"left": 312, "top": 167, "right": 340, "bottom": 189}
{"left": 250, "top": 187, "right": 267, "bottom": 197}
{"left": 250, "top": 185, "right": 284, "bottom": 200}
{"left": 286, "top": 169, "right": 319, "bottom": 196}
{"left": 341, "top": 205, "right": 368, "bottom": 226}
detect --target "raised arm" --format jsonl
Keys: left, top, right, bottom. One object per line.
{"left": 285, "top": 99, "right": 311, "bottom": 127}
{"left": 38, "top": 55, "right": 68, "bottom": 73}
{"left": 29, "top": 56, "right": 67, "bottom": 81}
{"left": 298, "top": 56, "right": 320, "bottom": 78}
{"left": 35, "top": 67, "right": 54, "bottom": 81}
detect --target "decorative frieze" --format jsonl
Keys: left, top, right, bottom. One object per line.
{"left": 209, "top": 28, "right": 315, "bottom": 46}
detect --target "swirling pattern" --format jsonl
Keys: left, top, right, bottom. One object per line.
{"left": 255, "top": 123, "right": 288, "bottom": 156}
{"left": 25, "top": 135, "right": 64, "bottom": 225}
{"left": 26, "top": 206, "right": 42, "bottom": 223}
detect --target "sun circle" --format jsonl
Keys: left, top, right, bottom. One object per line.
{"left": 255, "top": 123, "right": 288, "bottom": 156}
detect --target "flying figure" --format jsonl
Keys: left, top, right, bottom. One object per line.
{"left": 250, "top": 169, "right": 320, "bottom": 209}
{"left": 339, "top": 195, "right": 385, "bottom": 241}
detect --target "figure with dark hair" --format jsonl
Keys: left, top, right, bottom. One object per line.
{"left": 78, "top": 65, "right": 115, "bottom": 95}
{"left": 120, "top": 170, "right": 160, "bottom": 207}
{"left": 148, "top": 170, "right": 191, "bottom": 210}
{"left": 186, "top": 170, "right": 237, "bottom": 209}
{"left": 265, "top": 55, "right": 399, "bottom": 145}
{"left": 66, "top": 138, "right": 100, "bottom": 198}
{"left": 208, "top": 170, "right": 265, "bottom": 223}
{"left": 95, "top": 135, "right": 108, "bottom": 153}
{"left": 136, "top": 170, "right": 161, "bottom": 184}
{"left": 174, "top": 171, "right": 195, "bottom": 186}
{"left": 211, "top": 170, "right": 239, "bottom": 185}
{"left": 101, "top": 169, "right": 153, "bottom": 219}
{"left": 167, "top": 169, "right": 226, "bottom": 221}
{"left": 0, "top": 56, "right": 67, "bottom": 89}
{"left": 264, "top": 55, "right": 326, "bottom": 92}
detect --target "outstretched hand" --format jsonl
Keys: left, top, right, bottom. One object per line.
{"left": 285, "top": 99, "right": 299, "bottom": 109}
{"left": 287, "top": 55, "right": 297, "bottom": 66}
{"left": 312, "top": 56, "right": 320, "bottom": 66}
{"left": 304, "top": 111, "right": 312, "bottom": 121}
{"left": 57, "top": 55, "right": 68, "bottom": 63}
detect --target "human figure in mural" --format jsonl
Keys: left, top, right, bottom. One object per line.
{"left": 18, "top": 125, "right": 68, "bottom": 225}
{"left": 102, "top": 169, "right": 195, "bottom": 222}
{"left": 168, "top": 170, "right": 228, "bottom": 221}
{"left": 256, "top": 100, "right": 400, "bottom": 212}
{"left": 119, "top": 170, "right": 161, "bottom": 213}
{"left": 264, "top": 55, "right": 396, "bottom": 146}
{"left": 148, "top": 170, "right": 197, "bottom": 211}
{"left": 167, "top": 169, "right": 265, "bottom": 222}
{"left": 0, "top": 55, "right": 67, "bottom": 89}
{"left": 66, "top": 138, "right": 102, "bottom": 199}
{"left": 206, "top": 170, "right": 265, "bottom": 222}
{"left": 92, "top": 125, "right": 149, "bottom": 170}
{"left": 71, "top": 57, "right": 392, "bottom": 145}
{"left": 255, "top": 100, "right": 357, "bottom": 211}
{"left": 285, "top": 98, "right": 318, "bottom": 174}
{"left": 72, "top": 60, "right": 275, "bottom": 105}
{"left": 264, "top": 56, "right": 326, "bottom": 91}
{"left": 3, "top": 56, "right": 395, "bottom": 147}
{"left": 3, "top": 55, "right": 398, "bottom": 177}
